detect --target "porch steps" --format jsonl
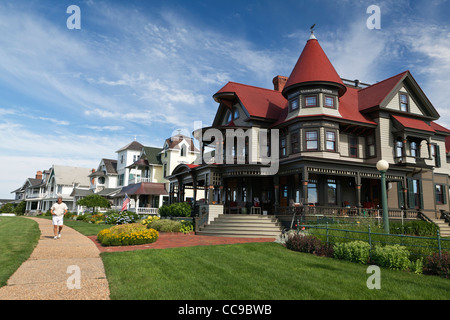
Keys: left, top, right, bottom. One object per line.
{"left": 197, "top": 214, "right": 283, "bottom": 238}
{"left": 431, "top": 219, "right": 450, "bottom": 237}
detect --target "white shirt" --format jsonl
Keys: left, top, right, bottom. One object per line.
{"left": 51, "top": 202, "right": 68, "bottom": 217}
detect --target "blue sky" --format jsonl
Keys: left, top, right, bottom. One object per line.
{"left": 1, "top": 0, "right": 450, "bottom": 198}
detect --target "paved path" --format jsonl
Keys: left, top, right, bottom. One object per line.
{"left": 0, "top": 217, "right": 110, "bottom": 300}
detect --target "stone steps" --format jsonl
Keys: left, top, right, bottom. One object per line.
{"left": 431, "top": 219, "right": 450, "bottom": 237}
{"left": 197, "top": 214, "right": 283, "bottom": 238}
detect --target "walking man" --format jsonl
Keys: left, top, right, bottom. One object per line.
{"left": 51, "top": 196, "right": 68, "bottom": 240}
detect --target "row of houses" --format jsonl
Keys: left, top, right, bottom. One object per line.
{"left": 11, "top": 134, "right": 200, "bottom": 215}
{"left": 11, "top": 31, "right": 450, "bottom": 229}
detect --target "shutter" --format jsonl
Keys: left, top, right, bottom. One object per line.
{"left": 397, "top": 181, "right": 404, "bottom": 208}
{"left": 419, "top": 180, "right": 424, "bottom": 210}
{"left": 407, "top": 178, "right": 414, "bottom": 209}
{"left": 443, "top": 185, "right": 447, "bottom": 205}
{"left": 435, "top": 145, "right": 441, "bottom": 168}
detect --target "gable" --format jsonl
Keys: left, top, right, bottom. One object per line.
{"left": 359, "top": 71, "right": 439, "bottom": 120}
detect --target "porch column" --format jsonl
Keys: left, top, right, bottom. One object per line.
{"left": 302, "top": 167, "right": 308, "bottom": 205}
{"left": 208, "top": 185, "right": 214, "bottom": 204}
{"left": 219, "top": 186, "right": 224, "bottom": 205}
{"left": 402, "top": 138, "right": 407, "bottom": 159}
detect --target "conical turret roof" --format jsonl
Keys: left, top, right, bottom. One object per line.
{"left": 282, "top": 35, "right": 346, "bottom": 97}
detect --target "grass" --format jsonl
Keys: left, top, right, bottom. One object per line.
{"left": 101, "top": 242, "right": 450, "bottom": 300}
{"left": 0, "top": 217, "right": 40, "bottom": 287}
{"left": 37, "top": 215, "right": 113, "bottom": 236}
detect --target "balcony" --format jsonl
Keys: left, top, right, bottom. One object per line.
{"left": 128, "top": 176, "right": 152, "bottom": 185}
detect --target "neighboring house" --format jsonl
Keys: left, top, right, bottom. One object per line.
{"left": 168, "top": 31, "right": 450, "bottom": 224}
{"left": 12, "top": 166, "right": 93, "bottom": 215}
{"left": 116, "top": 134, "right": 200, "bottom": 214}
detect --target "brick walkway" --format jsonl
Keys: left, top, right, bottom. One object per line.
{"left": 88, "top": 232, "right": 276, "bottom": 253}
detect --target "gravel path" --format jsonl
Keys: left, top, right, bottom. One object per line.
{"left": 0, "top": 217, "right": 110, "bottom": 300}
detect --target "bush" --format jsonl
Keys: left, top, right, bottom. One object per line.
{"left": 89, "top": 214, "right": 105, "bottom": 223}
{"left": 423, "top": 251, "right": 450, "bottom": 278}
{"left": 97, "top": 223, "right": 159, "bottom": 246}
{"left": 390, "top": 220, "right": 439, "bottom": 236}
{"left": 148, "top": 219, "right": 181, "bottom": 232}
{"left": 105, "top": 211, "right": 139, "bottom": 225}
{"left": 371, "top": 244, "right": 411, "bottom": 271}
{"left": 158, "top": 202, "right": 192, "bottom": 217}
{"left": 140, "top": 216, "right": 160, "bottom": 226}
{"left": 333, "top": 241, "right": 371, "bottom": 264}
{"left": 179, "top": 220, "right": 194, "bottom": 234}
{"left": 284, "top": 234, "right": 333, "bottom": 257}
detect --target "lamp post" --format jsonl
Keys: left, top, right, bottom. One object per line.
{"left": 376, "top": 160, "right": 390, "bottom": 234}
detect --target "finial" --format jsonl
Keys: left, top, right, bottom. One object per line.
{"left": 309, "top": 24, "right": 317, "bottom": 40}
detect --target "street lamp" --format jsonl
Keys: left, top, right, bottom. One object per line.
{"left": 376, "top": 160, "right": 390, "bottom": 234}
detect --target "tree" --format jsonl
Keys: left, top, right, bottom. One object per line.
{"left": 77, "top": 194, "right": 110, "bottom": 213}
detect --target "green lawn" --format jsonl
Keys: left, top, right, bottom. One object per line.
{"left": 38, "top": 216, "right": 113, "bottom": 236}
{"left": 101, "top": 242, "right": 450, "bottom": 300}
{"left": 0, "top": 217, "right": 40, "bottom": 287}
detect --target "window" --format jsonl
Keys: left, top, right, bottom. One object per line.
{"left": 326, "top": 131, "right": 336, "bottom": 151}
{"left": 349, "top": 136, "right": 358, "bottom": 158}
{"left": 435, "top": 185, "right": 447, "bottom": 204}
{"left": 118, "top": 174, "right": 124, "bottom": 186}
{"left": 367, "top": 134, "right": 376, "bottom": 157}
{"left": 180, "top": 145, "right": 186, "bottom": 157}
{"left": 408, "top": 179, "right": 422, "bottom": 209}
{"left": 308, "top": 180, "right": 318, "bottom": 205}
{"left": 400, "top": 93, "right": 409, "bottom": 112}
{"left": 410, "top": 141, "right": 418, "bottom": 157}
{"left": 280, "top": 136, "right": 287, "bottom": 157}
{"left": 395, "top": 139, "right": 403, "bottom": 158}
{"left": 289, "top": 98, "right": 299, "bottom": 112}
{"left": 324, "top": 96, "right": 335, "bottom": 108}
{"left": 120, "top": 155, "right": 124, "bottom": 164}
{"left": 327, "top": 179, "right": 337, "bottom": 205}
{"left": 305, "top": 95, "right": 318, "bottom": 108}
{"left": 226, "top": 111, "right": 232, "bottom": 124}
{"left": 306, "top": 130, "right": 318, "bottom": 150}
{"left": 291, "top": 131, "right": 300, "bottom": 153}
{"left": 233, "top": 108, "right": 239, "bottom": 120}
{"left": 163, "top": 164, "right": 167, "bottom": 177}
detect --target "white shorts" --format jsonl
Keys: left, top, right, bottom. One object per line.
{"left": 52, "top": 216, "right": 64, "bottom": 226}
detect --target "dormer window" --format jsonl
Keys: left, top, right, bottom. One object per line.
{"left": 226, "top": 110, "right": 232, "bottom": 124}
{"left": 400, "top": 93, "right": 409, "bottom": 112}
{"left": 304, "top": 95, "right": 318, "bottom": 108}
{"left": 233, "top": 108, "right": 239, "bottom": 120}
{"left": 180, "top": 145, "right": 186, "bottom": 157}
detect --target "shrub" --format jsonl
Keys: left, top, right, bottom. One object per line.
{"left": 390, "top": 220, "right": 439, "bottom": 236}
{"left": 423, "top": 251, "right": 450, "bottom": 278}
{"left": 284, "top": 234, "right": 333, "bottom": 257}
{"left": 333, "top": 241, "right": 371, "bottom": 264}
{"left": 90, "top": 214, "right": 105, "bottom": 224}
{"left": 158, "top": 202, "right": 192, "bottom": 217}
{"left": 371, "top": 244, "right": 412, "bottom": 271}
{"left": 141, "top": 216, "right": 160, "bottom": 226}
{"left": 105, "top": 211, "right": 139, "bottom": 225}
{"left": 97, "top": 223, "right": 159, "bottom": 246}
{"left": 179, "top": 220, "right": 194, "bottom": 234}
{"left": 148, "top": 219, "right": 181, "bottom": 232}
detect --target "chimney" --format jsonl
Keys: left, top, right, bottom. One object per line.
{"left": 272, "top": 75, "right": 288, "bottom": 92}
{"left": 36, "top": 170, "right": 43, "bottom": 180}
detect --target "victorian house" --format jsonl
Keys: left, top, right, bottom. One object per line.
{"left": 168, "top": 32, "right": 450, "bottom": 229}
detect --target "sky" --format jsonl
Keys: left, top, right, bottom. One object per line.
{"left": 1, "top": 0, "right": 450, "bottom": 198}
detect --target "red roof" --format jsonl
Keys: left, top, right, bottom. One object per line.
{"left": 283, "top": 39, "right": 346, "bottom": 96}
{"left": 358, "top": 71, "right": 408, "bottom": 111}
{"left": 391, "top": 115, "right": 435, "bottom": 133}
{"left": 215, "top": 82, "right": 287, "bottom": 120}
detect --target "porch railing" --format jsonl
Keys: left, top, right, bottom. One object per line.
{"left": 128, "top": 207, "right": 159, "bottom": 215}
{"left": 274, "top": 206, "right": 419, "bottom": 218}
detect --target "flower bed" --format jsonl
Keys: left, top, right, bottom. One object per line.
{"left": 97, "top": 223, "right": 159, "bottom": 246}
